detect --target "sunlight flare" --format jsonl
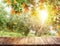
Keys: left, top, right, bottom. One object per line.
{"left": 39, "top": 9, "right": 48, "bottom": 24}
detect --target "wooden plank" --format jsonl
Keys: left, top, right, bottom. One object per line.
{"left": 41, "top": 37, "right": 49, "bottom": 44}
{"left": 17, "top": 37, "right": 25, "bottom": 44}
{"left": 27, "top": 37, "right": 35, "bottom": 44}
{"left": 0, "top": 37, "right": 60, "bottom": 45}
{"left": 3, "top": 37, "right": 25, "bottom": 45}
{"left": 46, "top": 37, "right": 56, "bottom": 44}
{"left": 49, "top": 37, "right": 56, "bottom": 44}
{"left": 52, "top": 37, "right": 60, "bottom": 44}
{"left": 40, "top": 37, "right": 57, "bottom": 44}
{"left": 34, "top": 37, "right": 44, "bottom": 44}
{"left": 0, "top": 37, "right": 4, "bottom": 44}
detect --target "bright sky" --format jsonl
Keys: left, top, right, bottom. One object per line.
{"left": 0, "top": 0, "right": 11, "bottom": 13}
{"left": 4, "top": 6, "right": 11, "bottom": 13}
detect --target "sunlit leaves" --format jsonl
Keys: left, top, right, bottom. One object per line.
{"left": 4, "top": 0, "right": 31, "bottom": 15}
{"left": 1, "top": 0, "right": 60, "bottom": 36}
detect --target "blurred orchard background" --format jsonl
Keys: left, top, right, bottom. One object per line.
{"left": 0, "top": 0, "right": 60, "bottom": 37}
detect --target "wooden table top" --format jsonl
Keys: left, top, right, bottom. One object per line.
{"left": 0, "top": 37, "right": 60, "bottom": 45}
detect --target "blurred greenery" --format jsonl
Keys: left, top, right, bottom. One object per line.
{"left": 0, "top": 30, "right": 36, "bottom": 37}
{"left": 0, "top": 31, "right": 23, "bottom": 37}
{"left": 0, "top": 0, "right": 59, "bottom": 37}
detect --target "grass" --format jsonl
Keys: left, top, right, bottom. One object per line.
{"left": 0, "top": 31, "right": 23, "bottom": 37}
{"left": 0, "top": 30, "right": 36, "bottom": 37}
{"left": 0, "top": 30, "right": 56, "bottom": 37}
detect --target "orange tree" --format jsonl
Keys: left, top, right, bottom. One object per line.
{"left": 2, "top": 0, "right": 60, "bottom": 36}
{"left": 2, "top": 0, "right": 31, "bottom": 36}
{"left": 4, "top": 0, "right": 31, "bottom": 14}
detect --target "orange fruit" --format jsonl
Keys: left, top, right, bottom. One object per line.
{"left": 21, "top": 3, "right": 26, "bottom": 8}
{"left": 5, "top": 0, "right": 11, "bottom": 5}
{"left": 11, "top": 9, "right": 15, "bottom": 14}
{"left": 24, "top": 7, "right": 29, "bottom": 13}
{"left": 14, "top": 0, "right": 17, "bottom": 3}
{"left": 7, "top": 1, "right": 11, "bottom": 5}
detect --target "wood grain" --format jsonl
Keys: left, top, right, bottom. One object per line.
{"left": 0, "top": 37, "right": 60, "bottom": 45}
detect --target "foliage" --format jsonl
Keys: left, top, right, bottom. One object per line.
{"left": 0, "top": 3, "right": 31, "bottom": 36}
{"left": 0, "top": 0, "right": 59, "bottom": 36}
{"left": 0, "top": 4, "right": 7, "bottom": 29}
